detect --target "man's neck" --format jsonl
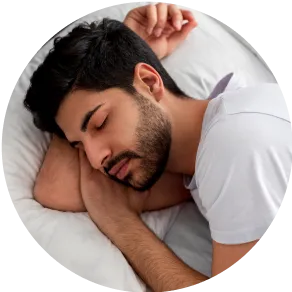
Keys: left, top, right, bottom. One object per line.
{"left": 164, "top": 95, "right": 210, "bottom": 176}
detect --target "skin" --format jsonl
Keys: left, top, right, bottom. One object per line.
{"left": 35, "top": 3, "right": 259, "bottom": 291}
{"left": 34, "top": 135, "right": 85, "bottom": 212}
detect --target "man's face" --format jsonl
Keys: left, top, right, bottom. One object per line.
{"left": 56, "top": 88, "right": 171, "bottom": 191}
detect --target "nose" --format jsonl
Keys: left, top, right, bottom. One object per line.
{"left": 83, "top": 140, "right": 111, "bottom": 171}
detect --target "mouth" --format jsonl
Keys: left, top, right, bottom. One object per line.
{"left": 108, "top": 158, "right": 130, "bottom": 180}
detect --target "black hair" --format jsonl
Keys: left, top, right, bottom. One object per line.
{"left": 24, "top": 18, "right": 187, "bottom": 137}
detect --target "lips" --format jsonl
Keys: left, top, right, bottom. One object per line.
{"left": 108, "top": 158, "right": 129, "bottom": 178}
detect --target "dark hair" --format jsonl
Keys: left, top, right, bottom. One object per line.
{"left": 24, "top": 18, "right": 187, "bottom": 137}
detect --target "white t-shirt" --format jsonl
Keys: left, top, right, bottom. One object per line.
{"left": 185, "top": 77, "right": 292, "bottom": 244}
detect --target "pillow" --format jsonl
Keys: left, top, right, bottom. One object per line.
{"left": 3, "top": 2, "right": 276, "bottom": 291}
{"left": 167, "top": 0, "right": 280, "bottom": 80}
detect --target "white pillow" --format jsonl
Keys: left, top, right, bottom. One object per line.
{"left": 3, "top": 2, "right": 276, "bottom": 291}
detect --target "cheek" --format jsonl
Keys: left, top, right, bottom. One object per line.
{"left": 109, "top": 109, "right": 139, "bottom": 150}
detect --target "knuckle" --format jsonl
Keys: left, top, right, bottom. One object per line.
{"left": 147, "top": 5, "right": 155, "bottom": 15}
{"left": 157, "top": 2, "right": 165, "bottom": 8}
{"left": 174, "top": 11, "right": 182, "bottom": 18}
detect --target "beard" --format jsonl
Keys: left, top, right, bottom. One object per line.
{"left": 105, "top": 92, "right": 172, "bottom": 191}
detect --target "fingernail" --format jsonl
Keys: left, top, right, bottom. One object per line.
{"left": 147, "top": 27, "right": 153, "bottom": 35}
{"left": 154, "top": 28, "right": 162, "bottom": 37}
{"left": 174, "top": 20, "right": 181, "bottom": 30}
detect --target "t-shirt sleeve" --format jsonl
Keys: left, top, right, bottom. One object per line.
{"left": 224, "top": 70, "right": 247, "bottom": 92}
{"left": 196, "top": 113, "right": 290, "bottom": 244}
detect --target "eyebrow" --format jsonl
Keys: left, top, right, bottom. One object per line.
{"left": 68, "top": 103, "right": 104, "bottom": 148}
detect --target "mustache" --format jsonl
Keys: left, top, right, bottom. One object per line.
{"left": 104, "top": 150, "right": 141, "bottom": 174}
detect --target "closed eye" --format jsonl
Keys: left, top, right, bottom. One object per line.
{"left": 97, "top": 116, "right": 108, "bottom": 130}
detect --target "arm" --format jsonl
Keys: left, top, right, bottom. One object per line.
{"left": 212, "top": 240, "right": 258, "bottom": 276}
{"left": 34, "top": 136, "right": 190, "bottom": 212}
{"left": 34, "top": 135, "right": 86, "bottom": 212}
{"left": 193, "top": 108, "right": 286, "bottom": 277}
{"left": 79, "top": 151, "right": 207, "bottom": 291}
{"left": 110, "top": 213, "right": 208, "bottom": 291}
{"left": 90, "top": 212, "right": 255, "bottom": 290}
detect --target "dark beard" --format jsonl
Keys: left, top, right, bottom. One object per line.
{"left": 105, "top": 93, "right": 171, "bottom": 191}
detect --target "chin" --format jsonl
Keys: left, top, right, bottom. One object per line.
{"left": 131, "top": 183, "right": 152, "bottom": 192}
{"left": 130, "top": 170, "right": 163, "bottom": 192}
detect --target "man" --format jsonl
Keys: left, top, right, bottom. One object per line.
{"left": 24, "top": 3, "right": 292, "bottom": 291}
{"left": 29, "top": 3, "right": 197, "bottom": 213}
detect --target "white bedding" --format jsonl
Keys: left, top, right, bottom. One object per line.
{"left": 3, "top": 2, "right": 276, "bottom": 291}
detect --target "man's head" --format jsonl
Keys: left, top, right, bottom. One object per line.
{"left": 24, "top": 18, "right": 188, "bottom": 191}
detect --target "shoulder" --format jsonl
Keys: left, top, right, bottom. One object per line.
{"left": 200, "top": 83, "right": 290, "bottom": 157}
{"left": 195, "top": 91, "right": 292, "bottom": 244}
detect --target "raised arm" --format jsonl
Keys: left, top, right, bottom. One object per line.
{"left": 124, "top": 3, "right": 197, "bottom": 60}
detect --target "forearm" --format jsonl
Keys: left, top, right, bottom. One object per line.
{"left": 110, "top": 214, "right": 208, "bottom": 291}
{"left": 34, "top": 135, "right": 85, "bottom": 212}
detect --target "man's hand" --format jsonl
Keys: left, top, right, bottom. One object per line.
{"left": 79, "top": 150, "right": 149, "bottom": 236}
{"left": 79, "top": 152, "right": 207, "bottom": 291}
{"left": 124, "top": 3, "right": 197, "bottom": 59}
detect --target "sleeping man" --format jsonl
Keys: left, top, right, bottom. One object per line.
{"left": 24, "top": 3, "right": 292, "bottom": 291}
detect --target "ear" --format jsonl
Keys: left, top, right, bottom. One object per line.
{"left": 133, "top": 63, "right": 165, "bottom": 102}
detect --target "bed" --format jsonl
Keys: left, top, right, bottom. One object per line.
{"left": 2, "top": 2, "right": 276, "bottom": 291}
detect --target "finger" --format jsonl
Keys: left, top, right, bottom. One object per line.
{"left": 180, "top": 10, "right": 197, "bottom": 34}
{"left": 168, "top": 10, "right": 197, "bottom": 44}
{"left": 146, "top": 4, "right": 157, "bottom": 35}
{"left": 168, "top": 4, "right": 183, "bottom": 31}
{"left": 181, "top": 10, "right": 197, "bottom": 27}
{"left": 153, "top": 3, "right": 168, "bottom": 37}
{"left": 161, "top": 23, "right": 175, "bottom": 35}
